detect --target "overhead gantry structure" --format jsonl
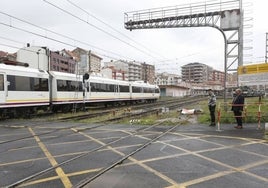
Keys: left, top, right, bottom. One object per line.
{"left": 124, "top": 0, "right": 243, "bottom": 102}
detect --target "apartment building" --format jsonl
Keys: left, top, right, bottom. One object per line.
{"left": 181, "top": 62, "right": 213, "bottom": 83}
{"left": 103, "top": 60, "right": 129, "bottom": 80}
{"left": 72, "top": 47, "right": 102, "bottom": 74}
{"left": 50, "top": 50, "right": 76, "bottom": 73}
{"left": 141, "top": 62, "right": 155, "bottom": 84}
{"left": 128, "top": 61, "right": 142, "bottom": 81}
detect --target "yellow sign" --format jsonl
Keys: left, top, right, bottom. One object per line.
{"left": 238, "top": 63, "right": 268, "bottom": 75}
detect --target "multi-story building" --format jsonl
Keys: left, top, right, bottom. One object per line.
{"left": 141, "top": 62, "right": 155, "bottom": 84}
{"left": 155, "top": 72, "right": 181, "bottom": 85}
{"left": 102, "top": 60, "right": 155, "bottom": 83}
{"left": 128, "top": 61, "right": 142, "bottom": 81}
{"left": 181, "top": 62, "right": 213, "bottom": 83}
{"left": 50, "top": 50, "right": 76, "bottom": 73}
{"left": 17, "top": 45, "right": 77, "bottom": 73}
{"left": 72, "top": 47, "right": 102, "bottom": 74}
{"left": 90, "top": 52, "right": 103, "bottom": 73}
{"left": 103, "top": 60, "right": 129, "bottom": 80}
{"left": 209, "top": 69, "right": 225, "bottom": 85}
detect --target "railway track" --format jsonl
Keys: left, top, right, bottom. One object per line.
{"left": 57, "top": 96, "right": 206, "bottom": 122}
{"left": 74, "top": 124, "right": 180, "bottom": 188}
{"left": 5, "top": 120, "right": 182, "bottom": 188}
{"left": 0, "top": 97, "right": 204, "bottom": 147}
{"left": 1, "top": 97, "right": 204, "bottom": 187}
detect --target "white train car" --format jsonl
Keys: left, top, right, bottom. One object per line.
{"left": 0, "top": 64, "right": 50, "bottom": 117}
{"left": 87, "top": 77, "right": 160, "bottom": 105}
{"left": 50, "top": 71, "right": 131, "bottom": 111}
{"left": 0, "top": 65, "right": 160, "bottom": 116}
{"left": 130, "top": 81, "right": 160, "bottom": 103}
{"left": 87, "top": 75, "right": 131, "bottom": 105}
{"left": 49, "top": 71, "right": 84, "bottom": 112}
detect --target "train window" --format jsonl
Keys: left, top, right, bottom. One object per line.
{"left": 7, "top": 75, "right": 49, "bottom": 91}
{"left": 99, "top": 83, "right": 106, "bottom": 92}
{"left": 119, "top": 85, "right": 129, "bottom": 92}
{"left": 0, "top": 74, "right": 3, "bottom": 91}
{"left": 90, "top": 82, "right": 97, "bottom": 92}
{"left": 66, "top": 81, "right": 76, "bottom": 91}
{"left": 78, "top": 82, "right": 83, "bottom": 91}
{"left": 7, "top": 75, "right": 15, "bottom": 90}
{"left": 90, "top": 82, "right": 115, "bottom": 92}
{"left": 17, "top": 77, "right": 31, "bottom": 91}
{"left": 57, "top": 80, "right": 82, "bottom": 92}
{"left": 144, "top": 87, "right": 150, "bottom": 93}
{"left": 109, "top": 84, "right": 115, "bottom": 92}
{"left": 7, "top": 75, "right": 30, "bottom": 91}
{"left": 132, "top": 86, "right": 142, "bottom": 93}
{"left": 32, "top": 78, "right": 49, "bottom": 91}
{"left": 57, "top": 80, "right": 66, "bottom": 91}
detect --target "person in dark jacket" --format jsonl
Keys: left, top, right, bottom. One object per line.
{"left": 231, "top": 88, "right": 245, "bottom": 129}
{"left": 208, "top": 89, "right": 216, "bottom": 126}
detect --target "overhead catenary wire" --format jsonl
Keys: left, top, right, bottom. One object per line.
{"left": 0, "top": 1, "right": 227, "bottom": 73}
{"left": 67, "top": 0, "right": 223, "bottom": 68}
{"left": 0, "top": 24, "right": 223, "bottom": 74}
{"left": 43, "top": 0, "right": 161, "bottom": 61}
{"left": 0, "top": 11, "right": 133, "bottom": 61}
{"left": 65, "top": 0, "right": 167, "bottom": 60}
{"left": 0, "top": 36, "right": 25, "bottom": 46}
{"left": 0, "top": 21, "right": 130, "bottom": 61}
{"left": 0, "top": 43, "right": 47, "bottom": 56}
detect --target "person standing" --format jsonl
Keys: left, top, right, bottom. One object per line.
{"left": 208, "top": 89, "right": 216, "bottom": 126}
{"left": 231, "top": 88, "right": 245, "bottom": 129}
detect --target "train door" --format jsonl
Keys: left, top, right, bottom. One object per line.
{"left": 0, "top": 73, "right": 6, "bottom": 103}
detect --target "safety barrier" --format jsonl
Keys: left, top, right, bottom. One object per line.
{"left": 216, "top": 101, "right": 268, "bottom": 131}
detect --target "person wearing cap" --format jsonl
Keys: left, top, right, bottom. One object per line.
{"left": 208, "top": 89, "right": 216, "bottom": 126}
{"left": 231, "top": 88, "right": 245, "bottom": 129}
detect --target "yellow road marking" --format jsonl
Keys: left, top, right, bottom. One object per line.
{"left": 19, "top": 168, "right": 102, "bottom": 187}
{"left": 15, "top": 127, "right": 267, "bottom": 187}
{"left": 177, "top": 170, "right": 235, "bottom": 187}
{"left": 28, "top": 127, "right": 72, "bottom": 188}
{"left": 76, "top": 130, "right": 180, "bottom": 186}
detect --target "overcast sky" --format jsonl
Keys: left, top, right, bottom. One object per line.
{"left": 0, "top": 0, "right": 267, "bottom": 74}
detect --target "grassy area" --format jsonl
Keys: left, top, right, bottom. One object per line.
{"left": 120, "top": 110, "right": 195, "bottom": 126}
{"left": 126, "top": 96, "right": 268, "bottom": 126}
{"left": 198, "top": 96, "right": 268, "bottom": 124}
{"left": 45, "top": 96, "right": 268, "bottom": 126}
{"left": 119, "top": 100, "right": 203, "bottom": 126}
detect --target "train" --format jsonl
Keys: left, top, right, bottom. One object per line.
{"left": 0, "top": 63, "right": 160, "bottom": 118}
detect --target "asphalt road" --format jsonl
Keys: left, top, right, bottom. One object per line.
{"left": 0, "top": 120, "right": 267, "bottom": 188}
